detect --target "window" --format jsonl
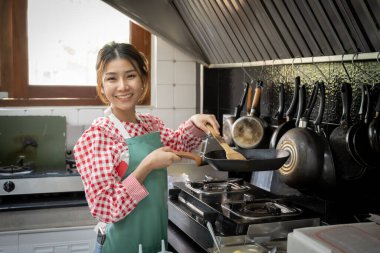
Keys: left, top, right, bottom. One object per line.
{"left": 0, "top": 0, "right": 151, "bottom": 106}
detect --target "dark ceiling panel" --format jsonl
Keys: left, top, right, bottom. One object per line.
{"left": 335, "top": 0, "right": 371, "bottom": 52}
{"left": 272, "top": 0, "right": 311, "bottom": 57}
{"left": 284, "top": 0, "right": 322, "bottom": 56}
{"left": 295, "top": 0, "right": 334, "bottom": 55}
{"left": 262, "top": 0, "right": 301, "bottom": 58}
{"left": 320, "top": 0, "right": 357, "bottom": 54}
{"left": 351, "top": 0, "right": 380, "bottom": 51}
{"left": 307, "top": 0, "right": 345, "bottom": 55}
{"left": 192, "top": 0, "right": 234, "bottom": 63}
{"left": 249, "top": 0, "right": 292, "bottom": 59}
{"left": 174, "top": 0, "right": 217, "bottom": 63}
{"left": 104, "top": 0, "right": 380, "bottom": 65}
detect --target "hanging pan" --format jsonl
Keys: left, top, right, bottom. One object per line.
{"left": 270, "top": 76, "right": 301, "bottom": 148}
{"left": 368, "top": 93, "right": 380, "bottom": 155}
{"left": 329, "top": 83, "right": 366, "bottom": 180}
{"left": 223, "top": 82, "right": 251, "bottom": 145}
{"left": 349, "top": 85, "right": 379, "bottom": 168}
{"left": 276, "top": 83, "right": 324, "bottom": 189}
{"left": 231, "top": 81, "right": 267, "bottom": 149}
{"left": 312, "top": 82, "right": 336, "bottom": 197}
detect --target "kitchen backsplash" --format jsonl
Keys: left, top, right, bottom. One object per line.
{"left": 0, "top": 37, "right": 199, "bottom": 152}
{"left": 204, "top": 60, "right": 380, "bottom": 133}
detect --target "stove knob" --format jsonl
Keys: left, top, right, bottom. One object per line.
{"left": 3, "top": 181, "right": 15, "bottom": 192}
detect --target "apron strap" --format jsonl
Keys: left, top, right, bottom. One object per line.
{"left": 108, "top": 113, "right": 131, "bottom": 139}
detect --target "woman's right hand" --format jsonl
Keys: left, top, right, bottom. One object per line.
{"left": 132, "top": 146, "right": 181, "bottom": 183}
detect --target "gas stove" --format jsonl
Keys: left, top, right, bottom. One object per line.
{"left": 168, "top": 178, "right": 320, "bottom": 251}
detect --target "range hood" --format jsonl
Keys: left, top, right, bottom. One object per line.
{"left": 103, "top": 0, "right": 380, "bottom": 65}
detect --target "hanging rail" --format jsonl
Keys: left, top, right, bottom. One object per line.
{"left": 207, "top": 52, "right": 380, "bottom": 68}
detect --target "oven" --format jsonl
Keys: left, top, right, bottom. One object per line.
{"left": 168, "top": 178, "right": 320, "bottom": 252}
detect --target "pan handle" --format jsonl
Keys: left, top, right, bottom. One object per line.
{"left": 274, "top": 83, "right": 285, "bottom": 120}
{"left": 286, "top": 76, "right": 300, "bottom": 121}
{"left": 250, "top": 83, "right": 262, "bottom": 117}
{"left": 358, "top": 85, "right": 367, "bottom": 121}
{"left": 174, "top": 151, "right": 203, "bottom": 166}
{"left": 364, "top": 85, "right": 372, "bottom": 124}
{"left": 296, "top": 85, "right": 306, "bottom": 127}
{"left": 341, "top": 82, "right": 352, "bottom": 126}
{"left": 234, "top": 82, "right": 250, "bottom": 119}
{"left": 314, "top": 81, "right": 326, "bottom": 130}
{"left": 302, "top": 82, "right": 318, "bottom": 122}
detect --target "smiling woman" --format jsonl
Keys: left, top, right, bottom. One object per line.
{"left": 0, "top": 0, "right": 151, "bottom": 106}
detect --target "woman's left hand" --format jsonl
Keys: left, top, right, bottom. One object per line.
{"left": 190, "top": 114, "right": 220, "bottom": 135}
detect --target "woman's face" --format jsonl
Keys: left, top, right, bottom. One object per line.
{"left": 102, "top": 58, "right": 144, "bottom": 118}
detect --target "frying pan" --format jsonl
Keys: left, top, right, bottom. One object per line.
{"left": 231, "top": 81, "right": 266, "bottom": 149}
{"left": 276, "top": 83, "right": 324, "bottom": 189}
{"left": 175, "top": 149, "right": 290, "bottom": 172}
{"left": 223, "top": 82, "right": 250, "bottom": 145}
{"left": 269, "top": 76, "right": 301, "bottom": 148}
{"left": 312, "top": 82, "right": 336, "bottom": 197}
{"left": 350, "top": 85, "right": 379, "bottom": 168}
{"left": 346, "top": 85, "right": 368, "bottom": 167}
{"left": 329, "top": 83, "right": 366, "bottom": 180}
{"left": 368, "top": 93, "right": 380, "bottom": 155}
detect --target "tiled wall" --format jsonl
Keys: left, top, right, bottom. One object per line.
{"left": 0, "top": 37, "right": 199, "bottom": 152}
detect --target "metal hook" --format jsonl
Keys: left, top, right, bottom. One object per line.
{"left": 352, "top": 53, "right": 375, "bottom": 82}
{"left": 241, "top": 66, "right": 254, "bottom": 84}
{"left": 259, "top": 60, "right": 266, "bottom": 80}
{"left": 312, "top": 57, "right": 328, "bottom": 81}
{"left": 293, "top": 57, "right": 312, "bottom": 83}
{"left": 341, "top": 54, "right": 352, "bottom": 83}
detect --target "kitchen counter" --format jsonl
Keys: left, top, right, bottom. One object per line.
{"left": 0, "top": 206, "right": 207, "bottom": 252}
{"left": 0, "top": 206, "right": 97, "bottom": 232}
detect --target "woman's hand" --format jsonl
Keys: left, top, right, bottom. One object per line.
{"left": 190, "top": 114, "right": 220, "bottom": 135}
{"left": 132, "top": 147, "right": 181, "bottom": 183}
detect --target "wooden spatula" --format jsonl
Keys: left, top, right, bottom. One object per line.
{"left": 206, "top": 124, "right": 247, "bottom": 160}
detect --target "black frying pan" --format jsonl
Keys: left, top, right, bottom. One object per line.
{"left": 276, "top": 84, "right": 325, "bottom": 189}
{"left": 175, "top": 149, "right": 290, "bottom": 172}
{"left": 368, "top": 93, "right": 380, "bottom": 155}
{"left": 351, "top": 85, "right": 379, "bottom": 168}
{"left": 269, "top": 76, "right": 300, "bottom": 148}
{"left": 346, "top": 85, "right": 368, "bottom": 167}
{"left": 312, "top": 82, "right": 336, "bottom": 197}
{"left": 329, "top": 83, "right": 366, "bottom": 180}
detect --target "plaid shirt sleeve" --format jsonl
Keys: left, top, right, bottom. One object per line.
{"left": 144, "top": 114, "right": 206, "bottom": 151}
{"left": 73, "top": 119, "right": 148, "bottom": 223}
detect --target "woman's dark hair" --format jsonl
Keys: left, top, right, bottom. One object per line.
{"left": 96, "top": 42, "right": 149, "bottom": 104}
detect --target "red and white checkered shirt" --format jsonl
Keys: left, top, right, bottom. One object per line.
{"left": 73, "top": 112, "right": 205, "bottom": 223}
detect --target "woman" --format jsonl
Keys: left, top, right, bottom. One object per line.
{"left": 73, "top": 42, "right": 219, "bottom": 253}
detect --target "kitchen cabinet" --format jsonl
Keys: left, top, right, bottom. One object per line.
{"left": 0, "top": 226, "right": 95, "bottom": 253}
{"left": 0, "top": 233, "right": 18, "bottom": 253}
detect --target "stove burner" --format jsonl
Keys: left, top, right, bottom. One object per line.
{"left": 185, "top": 178, "right": 250, "bottom": 195}
{"left": 222, "top": 200, "right": 302, "bottom": 220}
{"left": 0, "top": 166, "right": 33, "bottom": 176}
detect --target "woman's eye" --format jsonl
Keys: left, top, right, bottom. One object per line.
{"left": 106, "top": 77, "right": 116, "bottom": 81}
{"left": 127, "top": 74, "right": 136, "bottom": 79}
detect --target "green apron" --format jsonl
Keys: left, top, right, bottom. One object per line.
{"left": 102, "top": 113, "right": 168, "bottom": 253}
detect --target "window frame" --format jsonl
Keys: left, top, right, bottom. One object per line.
{"left": 0, "top": 0, "right": 151, "bottom": 107}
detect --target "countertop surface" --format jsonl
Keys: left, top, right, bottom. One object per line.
{"left": 0, "top": 206, "right": 206, "bottom": 253}
{"left": 0, "top": 206, "right": 96, "bottom": 233}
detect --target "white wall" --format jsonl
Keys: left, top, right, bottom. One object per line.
{"left": 0, "top": 36, "right": 199, "bottom": 152}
